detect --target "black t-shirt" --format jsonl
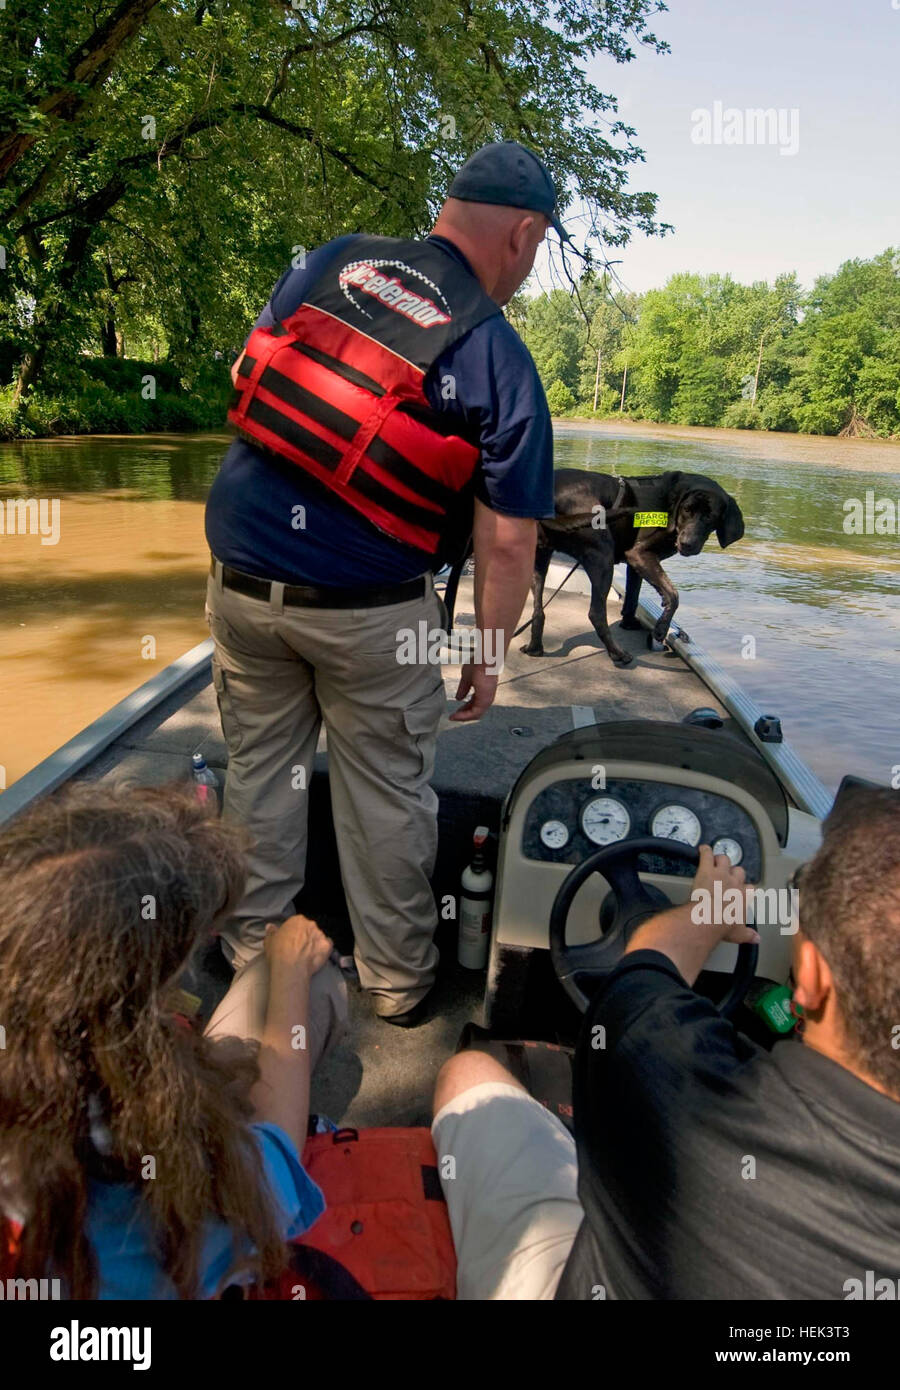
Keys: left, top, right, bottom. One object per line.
{"left": 556, "top": 950, "right": 900, "bottom": 1300}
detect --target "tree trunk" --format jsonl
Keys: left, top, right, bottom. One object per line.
{"left": 101, "top": 317, "right": 118, "bottom": 356}
{"left": 13, "top": 342, "right": 46, "bottom": 401}
{"left": 838, "top": 409, "right": 876, "bottom": 439}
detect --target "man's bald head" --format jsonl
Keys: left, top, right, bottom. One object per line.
{"left": 432, "top": 197, "right": 549, "bottom": 305}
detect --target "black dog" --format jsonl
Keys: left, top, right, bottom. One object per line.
{"left": 522, "top": 469, "right": 744, "bottom": 664}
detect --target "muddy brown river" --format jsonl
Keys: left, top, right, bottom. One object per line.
{"left": 0, "top": 423, "right": 898, "bottom": 793}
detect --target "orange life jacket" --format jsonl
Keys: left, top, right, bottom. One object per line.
{"left": 227, "top": 235, "right": 500, "bottom": 556}
{"left": 263, "top": 1127, "right": 457, "bottom": 1301}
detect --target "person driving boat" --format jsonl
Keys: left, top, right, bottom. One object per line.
{"left": 432, "top": 785, "right": 900, "bottom": 1300}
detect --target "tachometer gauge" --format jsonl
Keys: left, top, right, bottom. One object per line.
{"left": 712, "top": 836, "right": 743, "bottom": 865}
{"left": 540, "top": 819, "right": 570, "bottom": 850}
{"left": 651, "top": 804, "right": 702, "bottom": 846}
{"left": 582, "top": 797, "right": 631, "bottom": 846}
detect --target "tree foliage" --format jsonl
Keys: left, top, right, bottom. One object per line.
{"left": 0, "top": 0, "right": 670, "bottom": 406}
{"left": 521, "top": 251, "right": 900, "bottom": 437}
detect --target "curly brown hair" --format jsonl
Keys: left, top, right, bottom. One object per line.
{"left": 0, "top": 782, "right": 288, "bottom": 1298}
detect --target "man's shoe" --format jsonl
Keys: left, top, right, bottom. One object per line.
{"left": 378, "top": 990, "right": 434, "bottom": 1029}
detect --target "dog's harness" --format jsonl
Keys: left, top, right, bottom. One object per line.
{"left": 547, "top": 475, "right": 669, "bottom": 534}
{"left": 610, "top": 475, "right": 628, "bottom": 514}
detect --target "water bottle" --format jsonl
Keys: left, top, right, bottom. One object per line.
{"left": 191, "top": 753, "right": 222, "bottom": 813}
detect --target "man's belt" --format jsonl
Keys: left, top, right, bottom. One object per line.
{"left": 211, "top": 557, "right": 426, "bottom": 609}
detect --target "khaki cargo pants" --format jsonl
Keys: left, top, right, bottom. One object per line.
{"left": 205, "top": 561, "right": 447, "bottom": 1018}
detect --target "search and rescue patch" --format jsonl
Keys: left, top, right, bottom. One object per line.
{"left": 338, "top": 259, "right": 452, "bottom": 327}
{"left": 634, "top": 511, "right": 669, "bottom": 528}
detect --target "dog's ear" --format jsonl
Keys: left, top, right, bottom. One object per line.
{"left": 716, "top": 495, "right": 744, "bottom": 548}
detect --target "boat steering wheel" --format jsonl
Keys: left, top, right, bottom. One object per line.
{"left": 549, "top": 837, "right": 758, "bottom": 1017}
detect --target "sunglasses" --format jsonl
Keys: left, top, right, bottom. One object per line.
{"left": 787, "top": 862, "right": 807, "bottom": 896}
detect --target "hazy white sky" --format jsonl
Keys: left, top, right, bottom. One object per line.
{"left": 536, "top": 0, "right": 899, "bottom": 296}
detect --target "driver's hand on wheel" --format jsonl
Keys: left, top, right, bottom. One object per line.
{"left": 626, "top": 843, "right": 759, "bottom": 986}
{"left": 690, "top": 843, "right": 758, "bottom": 946}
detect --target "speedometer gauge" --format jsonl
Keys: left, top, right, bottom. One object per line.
{"left": 712, "top": 836, "right": 743, "bottom": 865}
{"left": 582, "top": 797, "right": 631, "bottom": 846}
{"left": 651, "top": 804, "right": 702, "bottom": 846}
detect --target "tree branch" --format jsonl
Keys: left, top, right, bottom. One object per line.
{"left": 0, "top": 0, "right": 164, "bottom": 181}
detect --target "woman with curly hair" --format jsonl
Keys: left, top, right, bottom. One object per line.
{"left": 0, "top": 782, "right": 346, "bottom": 1299}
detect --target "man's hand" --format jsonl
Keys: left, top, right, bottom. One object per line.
{"left": 450, "top": 663, "right": 499, "bottom": 722}
{"left": 264, "top": 913, "right": 332, "bottom": 978}
{"left": 625, "top": 844, "right": 760, "bottom": 986}
{"left": 689, "top": 843, "right": 756, "bottom": 944}
{"left": 461, "top": 501, "right": 536, "bottom": 722}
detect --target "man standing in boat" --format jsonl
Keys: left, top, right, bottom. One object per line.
{"left": 204, "top": 143, "right": 563, "bottom": 1024}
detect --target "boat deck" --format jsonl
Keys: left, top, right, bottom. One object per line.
{"left": 73, "top": 571, "right": 735, "bottom": 1127}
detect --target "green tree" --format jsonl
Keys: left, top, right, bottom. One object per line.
{"left": 523, "top": 290, "right": 584, "bottom": 393}
{"left": 0, "top": 0, "right": 671, "bottom": 400}
{"left": 785, "top": 251, "right": 900, "bottom": 436}
{"left": 544, "top": 378, "right": 576, "bottom": 414}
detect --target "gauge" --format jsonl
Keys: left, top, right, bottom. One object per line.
{"left": 582, "top": 797, "right": 631, "bottom": 846}
{"left": 651, "top": 803, "right": 702, "bottom": 846}
{"left": 712, "top": 836, "right": 743, "bottom": 865}
{"left": 540, "top": 819, "right": 570, "bottom": 850}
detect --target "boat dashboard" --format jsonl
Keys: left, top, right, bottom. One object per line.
{"left": 485, "top": 718, "right": 823, "bottom": 1027}
{"left": 523, "top": 777, "right": 762, "bottom": 880}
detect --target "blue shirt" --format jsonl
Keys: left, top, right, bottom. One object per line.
{"left": 205, "top": 235, "right": 554, "bottom": 585}
{"left": 86, "top": 1122, "right": 324, "bottom": 1299}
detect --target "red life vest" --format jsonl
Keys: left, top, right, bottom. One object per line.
{"left": 252, "top": 1127, "right": 457, "bottom": 1302}
{"left": 227, "top": 235, "right": 501, "bottom": 556}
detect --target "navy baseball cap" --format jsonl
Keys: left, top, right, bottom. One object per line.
{"left": 448, "top": 141, "right": 571, "bottom": 242}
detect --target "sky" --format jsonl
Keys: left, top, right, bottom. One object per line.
{"left": 536, "top": 0, "right": 900, "bottom": 297}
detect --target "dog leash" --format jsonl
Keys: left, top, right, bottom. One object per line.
{"left": 512, "top": 559, "right": 581, "bottom": 639}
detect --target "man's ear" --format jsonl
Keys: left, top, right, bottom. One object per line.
{"left": 791, "top": 935, "right": 832, "bottom": 1016}
{"left": 512, "top": 214, "right": 536, "bottom": 255}
{"left": 716, "top": 495, "right": 744, "bottom": 548}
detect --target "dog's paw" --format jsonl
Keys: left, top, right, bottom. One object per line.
{"left": 619, "top": 615, "right": 642, "bottom": 631}
{"left": 647, "top": 633, "right": 668, "bottom": 653}
{"left": 611, "top": 648, "right": 634, "bottom": 666}
{"left": 520, "top": 642, "right": 544, "bottom": 657}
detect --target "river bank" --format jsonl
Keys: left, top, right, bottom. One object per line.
{"left": 557, "top": 417, "right": 900, "bottom": 472}
{"left": 5, "top": 415, "right": 899, "bottom": 475}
